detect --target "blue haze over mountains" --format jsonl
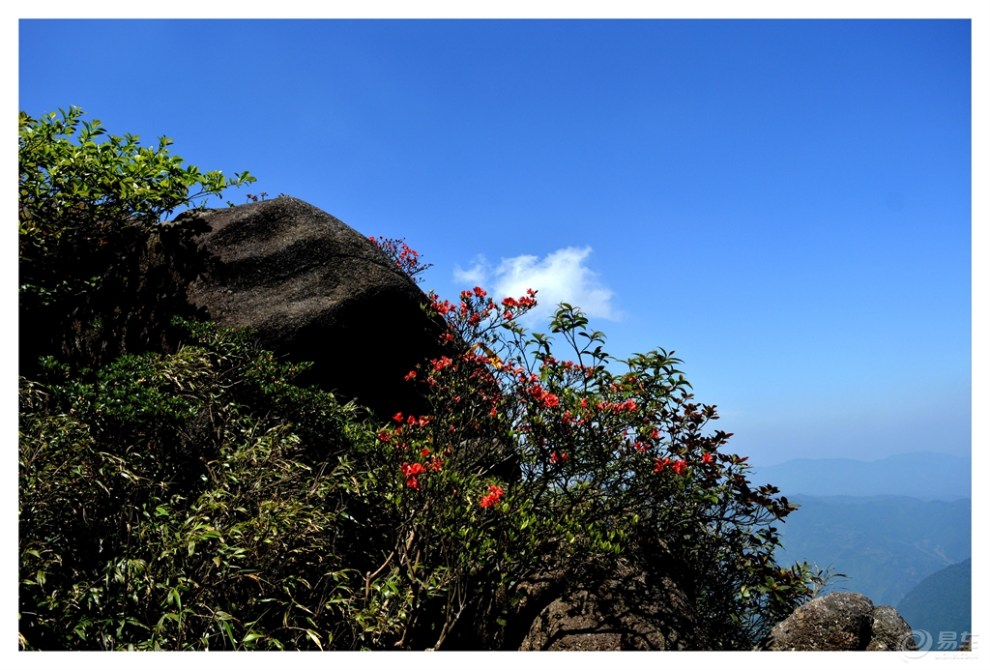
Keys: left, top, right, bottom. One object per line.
{"left": 751, "top": 453, "right": 971, "bottom": 638}
{"left": 750, "top": 452, "right": 971, "bottom": 500}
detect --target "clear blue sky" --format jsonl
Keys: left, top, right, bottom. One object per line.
{"left": 17, "top": 17, "right": 973, "bottom": 467}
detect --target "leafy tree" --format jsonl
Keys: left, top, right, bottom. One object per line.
{"left": 18, "top": 106, "right": 254, "bottom": 309}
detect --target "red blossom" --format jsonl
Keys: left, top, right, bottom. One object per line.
{"left": 702, "top": 452, "right": 714, "bottom": 464}
{"left": 618, "top": 399, "right": 638, "bottom": 413}
{"left": 431, "top": 356, "right": 453, "bottom": 371}
{"left": 479, "top": 484, "right": 505, "bottom": 509}
{"left": 393, "top": 412, "right": 404, "bottom": 423}
{"left": 671, "top": 459, "right": 688, "bottom": 476}
{"left": 401, "top": 462, "right": 426, "bottom": 478}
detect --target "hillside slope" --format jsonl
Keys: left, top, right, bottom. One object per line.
{"left": 773, "top": 495, "right": 971, "bottom": 606}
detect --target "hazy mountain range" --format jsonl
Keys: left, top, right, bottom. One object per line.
{"left": 897, "top": 558, "right": 971, "bottom": 649}
{"left": 748, "top": 452, "right": 971, "bottom": 500}
{"left": 744, "top": 451, "right": 971, "bottom": 630}
{"left": 773, "top": 494, "right": 971, "bottom": 606}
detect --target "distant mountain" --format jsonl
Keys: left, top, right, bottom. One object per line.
{"left": 749, "top": 452, "right": 970, "bottom": 500}
{"left": 773, "top": 495, "right": 971, "bottom": 606}
{"left": 896, "top": 559, "right": 971, "bottom": 650}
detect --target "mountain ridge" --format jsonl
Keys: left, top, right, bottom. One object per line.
{"left": 749, "top": 451, "right": 970, "bottom": 500}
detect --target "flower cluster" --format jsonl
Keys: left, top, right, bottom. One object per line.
{"left": 500, "top": 289, "right": 537, "bottom": 319}
{"left": 401, "top": 461, "right": 426, "bottom": 489}
{"left": 368, "top": 236, "right": 433, "bottom": 282}
{"left": 653, "top": 457, "right": 689, "bottom": 476}
{"left": 479, "top": 484, "right": 504, "bottom": 509}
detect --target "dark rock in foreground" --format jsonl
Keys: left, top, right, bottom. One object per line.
{"left": 180, "top": 196, "right": 445, "bottom": 416}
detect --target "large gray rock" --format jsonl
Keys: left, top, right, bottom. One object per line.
{"left": 178, "top": 196, "right": 445, "bottom": 416}
{"left": 765, "top": 592, "right": 916, "bottom": 651}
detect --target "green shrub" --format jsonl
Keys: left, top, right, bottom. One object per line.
{"left": 18, "top": 107, "right": 254, "bottom": 309}
{"left": 363, "top": 287, "right": 821, "bottom": 648}
{"left": 19, "top": 109, "right": 821, "bottom": 650}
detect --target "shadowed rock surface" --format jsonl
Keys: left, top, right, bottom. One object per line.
{"left": 765, "top": 592, "right": 916, "bottom": 651}
{"left": 21, "top": 196, "right": 447, "bottom": 418}
{"left": 180, "top": 196, "right": 445, "bottom": 416}
{"left": 518, "top": 559, "right": 701, "bottom": 651}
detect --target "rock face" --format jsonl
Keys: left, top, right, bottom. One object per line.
{"left": 765, "top": 592, "right": 916, "bottom": 651}
{"left": 517, "top": 560, "right": 701, "bottom": 651}
{"left": 179, "top": 196, "right": 445, "bottom": 416}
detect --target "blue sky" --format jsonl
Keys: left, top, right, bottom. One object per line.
{"left": 15, "top": 16, "right": 974, "bottom": 468}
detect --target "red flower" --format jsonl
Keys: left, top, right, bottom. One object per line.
{"left": 542, "top": 393, "right": 560, "bottom": 408}
{"left": 671, "top": 459, "right": 688, "bottom": 476}
{"left": 393, "top": 411, "right": 404, "bottom": 423}
{"left": 618, "top": 399, "right": 638, "bottom": 413}
{"left": 401, "top": 462, "right": 426, "bottom": 478}
{"left": 479, "top": 484, "right": 504, "bottom": 509}
{"left": 431, "top": 356, "right": 453, "bottom": 371}
{"left": 654, "top": 457, "right": 671, "bottom": 473}
{"left": 702, "top": 452, "right": 714, "bottom": 464}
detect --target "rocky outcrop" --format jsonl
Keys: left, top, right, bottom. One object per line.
{"left": 517, "top": 559, "right": 701, "bottom": 651}
{"left": 764, "top": 592, "right": 916, "bottom": 651}
{"left": 21, "top": 196, "right": 447, "bottom": 418}
{"left": 178, "top": 196, "right": 446, "bottom": 416}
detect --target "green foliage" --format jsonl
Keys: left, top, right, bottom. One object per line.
{"left": 19, "top": 308, "right": 819, "bottom": 650}
{"left": 18, "top": 110, "right": 821, "bottom": 650}
{"left": 18, "top": 106, "right": 254, "bottom": 308}
{"left": 369, "top": 288, "right": 821, "bottom": 648}
{"left": 20, "top": 321, "right": 384, "bottom": 650}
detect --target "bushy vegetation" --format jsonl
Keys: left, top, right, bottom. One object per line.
{"left": 19, "top": 106, "right": 254, "bottom": 310}
{"left": 19, "top": 109, "right": 822, "bottom": 650}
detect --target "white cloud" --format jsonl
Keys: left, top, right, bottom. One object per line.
{"left": 452, "top": 257, "right": 488, "bottom": 286}
{"left": 453, "top": 246, "right": 620, "bottom": 323}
